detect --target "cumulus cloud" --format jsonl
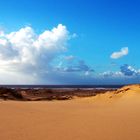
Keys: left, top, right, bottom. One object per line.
{"left": 101, "top": 64, "right": 140, "bottom": 79}
{"left": 0, "top": 24, "right": 95, "bottom": 84}
{"left": 0, "top": 24, "right": 69, "bottom": 68}
{"left": 120, "top": 64, "right": 140, "bottom": 76}
{"left": 0, "top": 24, "right": 73, "bottom": 83}
{"left": 64, "top": 61, "right": 94, "bottom": 72}
{"left": 0, "top": 24, "right": 139, "bottom": 85}
{"left": 55, "top": 59, "right": 94, "bottom": 73}
{"left": 101, "top": 71, "right": 124, "bottom": 78}
{"left": 110, "top": 47, "right": 129, "bottom": 59}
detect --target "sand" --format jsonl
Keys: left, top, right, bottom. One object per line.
{"left": 0, "top": 85, "right": 140, "bottom": 140}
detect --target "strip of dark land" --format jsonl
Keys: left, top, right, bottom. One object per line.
{"left": 0, "top": 87, "right": 116, "bottom": 101}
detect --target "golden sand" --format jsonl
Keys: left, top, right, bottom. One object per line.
{"left": 0, "top": 85, "right": 140, "bottom": 140}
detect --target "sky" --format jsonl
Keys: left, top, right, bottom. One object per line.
{"left": 0, "top": 0, "right": 140, "bottom": 84}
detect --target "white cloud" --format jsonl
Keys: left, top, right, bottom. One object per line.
{"left": 120, "top": 64, "right": 140, "bottom": 76}
{"left": 101, "top": 64, "right": 140, "bottom": 79}
{"left": 101, "top": 71, "right": 124, "bottom": 78}
{"left": 110, "top": 47, "right": 129, "bottom": 59}
{"left": 1, "top": 24, "right": 139, "bottom": 85}
{"left": 0, "top": 24, "right": 71, "bottom": 83}
{"left": 56, "top": 60, "right": 94, "bottom": 73}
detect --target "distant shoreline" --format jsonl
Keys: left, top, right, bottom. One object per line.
{"left": 0, "top": 84, "right": 124, "bottom": 89}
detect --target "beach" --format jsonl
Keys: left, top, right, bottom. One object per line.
{"left": 0, "top": 85, "right": 140, "bottom": 140}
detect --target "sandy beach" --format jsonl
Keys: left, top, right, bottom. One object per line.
{"left": 0, "top": 85, "right": 140, "bottom": 140}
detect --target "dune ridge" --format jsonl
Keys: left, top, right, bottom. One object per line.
{"left": 100, "top": 84, "right": 140, "bottom": 99}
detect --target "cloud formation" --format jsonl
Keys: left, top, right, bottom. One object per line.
{"left": 54, "top": 57, "right": 94, "bottom": 74}
{"left": 101, "top": 64, "right": 140, "bottom": 79}
{"left": 0, "top": 24, "right": 139, "bottom": 85}
{"left": 62, "top": 60, "right": 94, "bottom": 72}
{"left": 101, "top": 71, "right": 123, "bottom": 78}
{"left": 110, "top": 47, "right": 129, "bottom": 59}
{"left": 0, "top": 24, "right": 72, "bottom": 83}
{"left": 0, "top": 24, "right": 95, "bottom": 84}
{"left": 0, "top": 24, "right": 69, "bottom": 72}
{"left": 120, "top": 64, "right": 140, "bottom": 76}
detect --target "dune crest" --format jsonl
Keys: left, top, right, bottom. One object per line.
{"left": 86, "top": 84, "right": 140, "bottom": 103}
{"left": 114, "top": 84, "right": 140, "bottom": 94}
{"left": 112, "top": 84, "right": 140, "bottom": 100}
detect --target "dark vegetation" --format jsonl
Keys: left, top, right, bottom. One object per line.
{"left": 114, "top": 88, "right": 130, "bottom": 94}
{"left": 0, "top": 87, "right": 116, "bottom": 101}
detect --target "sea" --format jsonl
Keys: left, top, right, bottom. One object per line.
{"left": 0, "top": 85, "right": 125, "bottom": 89}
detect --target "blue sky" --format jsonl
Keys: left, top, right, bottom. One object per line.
{"left": 0, "top": 0, "right": 140, "bottom": 84}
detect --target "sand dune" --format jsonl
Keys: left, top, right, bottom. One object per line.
{"left": 0, "top": 84, "right": 140, "bottom": 140}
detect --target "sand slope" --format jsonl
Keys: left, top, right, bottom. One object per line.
{"left": 0, "top": 84, "right": 140, "bottom": 140}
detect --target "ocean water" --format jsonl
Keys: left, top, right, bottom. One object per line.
{"left": 0, "top": 85, "right": 125, "bottom": 89}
